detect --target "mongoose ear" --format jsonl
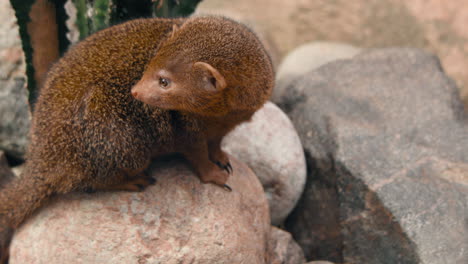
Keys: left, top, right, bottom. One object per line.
{"left": 193, "top": 62, "right": 227, "bottom": 91}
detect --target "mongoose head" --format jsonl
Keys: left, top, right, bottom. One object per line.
{"left": 131, "top": 55, "right": 228, "bottom": 116}
{"left": 131, "top": 16, "right": 274, "bottom": 116}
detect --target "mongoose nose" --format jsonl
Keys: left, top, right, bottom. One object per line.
{"left": 131, "top": 90, "right": 138, "bottom": 98}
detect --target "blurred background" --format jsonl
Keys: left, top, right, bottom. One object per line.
{"left": 197, "top": 0, "right": 468, "bottom": 109}
{"left": 2, "top": 0, "right": 468, "bottom": 109}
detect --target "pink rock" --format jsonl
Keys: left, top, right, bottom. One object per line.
{"left": 10, "top": 156, "right": 271, "bottom": 264}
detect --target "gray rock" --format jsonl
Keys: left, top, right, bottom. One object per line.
{"left": 268, "top": 227, "right": 306, "bottom": 264}
{"left": 281, "top": 48, "right": 468, "bottom": 263}
{"left": 223, "top": 102, "right": 306, "bottom": 225}
{"left": 0, "top": 0, "right": 30, "bottom": 160}
{"left": 0, "top": 0, "right": 21, "bottom": 51}
{"left": 0, "top": 77, "right": 30, "bottom": 160}
{"left": 273, "top": 42, "right": 361, "bottom": 103}
{"left": 10, "top": 156, "right": 271, "bottom": 263}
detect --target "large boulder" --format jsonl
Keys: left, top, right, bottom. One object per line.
{"left": 223, "top": 102, "right": 306, "bottom": 225}
{"left": 280, "top": 48, "right": 468, "bottom": 263}
{"left": 10, "top": 156, "right": 272, "bottom": 263}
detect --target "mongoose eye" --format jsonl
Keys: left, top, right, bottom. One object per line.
{"left": 159, "top": 77, "right": 170, "bottom": 88}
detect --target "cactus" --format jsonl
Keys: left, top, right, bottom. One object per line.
{"left": 10, "top": 0, "right": 203, "bottom": 110}
{"left": 92, "top": 0, "right": 110, "bottom": 32}
{"left": 110, "top": 0, "right": 153, "bottom": 24}
{"left": 10, "top": 0, "right": 69, "bottom": 110}
{"left": 73, "top": 0, "right": 89, "bottom": 40}
{"left": 9, "top": 0, "right": 35, "bottom": 108}
{"left": 154, "top": 0, "right": 203, "bottom": 18}
{"left": 74, "top": 0, "right": 111, "bottom": 40}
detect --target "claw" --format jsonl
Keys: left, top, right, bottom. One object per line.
{"left": 226, "top": 162, "right": 233, "bottom": 174}
{"left": 119, "top": 176, "right": 155, "bottom": 192}
{"left": 148, "top": 177, "right": 157, "bottom": 185}
{"left": 83, "top": 187, "right": 96, "bottom": 193}
{"left": 215, "top": 161, "right": 233, "bottom": 174}
{"left": 223, "top": 184, "right": 232, "bottom": 192}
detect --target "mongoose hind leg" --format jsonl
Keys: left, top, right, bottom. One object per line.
{"left": 98, "top": 176, "right": 156, "bottom": 192}
{"left": 117, "top": 163, "right": 156, "bottom": 192}
{"left": 208, "top": 139, "right": 232, "bottom": 174}
{"left": 85, "top": 172, "right": 156, "bottom": 192}
{"left": 85, "top": 161, "right": 155, "bottom": 192}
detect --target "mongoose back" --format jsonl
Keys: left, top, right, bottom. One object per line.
{"left": 0, "top": 15, "right": 274, "bottom": 262}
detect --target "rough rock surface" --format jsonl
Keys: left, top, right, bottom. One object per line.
{"left": 0, "top": 0, "right": 30, "bottom": 160}
{"left": 0, "top": 77, "right": 30, "bottom": 160}
{"left": 10, "top": 156, "right": 271, "bottom": 264}
{"left": 274, "top": 42, "right": 361, "bottom": 102}
{"left": 281, "top": 48, "right": 468, "bottom": 263}
{"left": 223, "top": 102, "right": 306, "bottom": 225}
{"left": 268, "top": 227, "right": 305, "bottom": 264}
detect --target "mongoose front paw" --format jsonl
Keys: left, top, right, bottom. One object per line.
{"left": 200, "top": 166, "right": 232, "bottom": 191}
{"left": 0, "top": 227, "right": 13, "bottom": 264}
{"left": 209, "top": 149, "right": 232, "bottom": 174}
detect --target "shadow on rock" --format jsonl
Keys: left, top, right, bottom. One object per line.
{"left": 286, "top": 150, "right": 421, "bottom": 263}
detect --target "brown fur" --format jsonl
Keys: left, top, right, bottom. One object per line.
{"left": 0, "top": 16, "right": 273, "bottom": 262}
